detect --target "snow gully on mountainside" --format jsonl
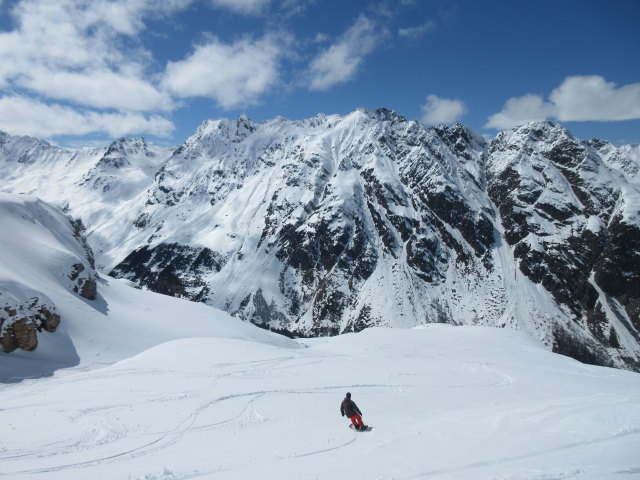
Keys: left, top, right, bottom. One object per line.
{"left": 0, "top": 110, "right": 639, "bottom": 370}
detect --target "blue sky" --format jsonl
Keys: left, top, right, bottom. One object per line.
{"left": 0, "top": 0, "right": 639, "bottom": 147}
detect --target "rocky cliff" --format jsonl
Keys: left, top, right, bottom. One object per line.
{"left": 1, "top": 111, "right": 639, "bottom": 370}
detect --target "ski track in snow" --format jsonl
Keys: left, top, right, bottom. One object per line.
{"left": 2, "top": 344, "right": 390, "bottom": 478}
{"left": 3, "top": 328, "right": 640, "bottom": 480}
{"left": 5, "top": 380, "right": 385, "bottom": 477}
{"left": 411, "top": 428, "right": 640, "bottom": 479}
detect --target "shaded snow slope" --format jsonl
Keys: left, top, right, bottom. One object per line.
{"left": 0, "top": 194, "right": 96, "bottom": 303}
{"left": 1, "top": 326, "right": 639, "bottom": 479}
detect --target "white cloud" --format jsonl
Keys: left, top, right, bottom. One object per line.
{"left": 209, "top": 0, "right": 272, "bottom": 15}
{"left": 0, "top": 96, "right": 174, "bottom": 138}
{"left": 484, "top": 94, "right": 554, "bottom": 130}
{"left": 307, "top": 15, "right": 385, "bottom": 91}
{"left": 486, "top": 75, "right": 640, "bottom": 129}
{"left": 22, "top": 68, "right": 173, "bottom": 112}
{"left": 551, "top": 75, "right": 640, "bottom": 122}
{"left": 398, "top": 21, "right": 437, "bottom": 39}
{"left": 280, "top": 0, "right": 315, "bottom": 17}
{"left": 0, "top": 0, "right": 180, "bottom": 111}
{"left": 420, "top": 95, "right": 467, "bottom": 125}
{"left": 163, "top": 35, "right": 285, "bottom": 109}
{"left": 0, "top": 0, "right": 191, "bottom": 138}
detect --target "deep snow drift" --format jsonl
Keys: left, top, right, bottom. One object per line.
{"left": 1, "top": 326, "right": 639, "bottom": 480}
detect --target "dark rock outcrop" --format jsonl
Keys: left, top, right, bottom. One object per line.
{"left": 110, "top": 243, "right": 225, "bottom": 302}
{"left": 487, "top": 122, "right": 640, "bottom": 368}
{"left": 1, "top": 299, "right": 60, "bottom": 353}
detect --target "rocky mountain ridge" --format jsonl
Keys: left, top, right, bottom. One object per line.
{"left": 1, "top": 110, "right": 639, "bottom": 370}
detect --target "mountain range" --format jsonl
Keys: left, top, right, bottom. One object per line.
{"left": 1, "top": 108, "right": 639, "bottom": 371}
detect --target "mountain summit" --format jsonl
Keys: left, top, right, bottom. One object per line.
{"left": 1, "top": 110, "right": 639, "bottom": 370}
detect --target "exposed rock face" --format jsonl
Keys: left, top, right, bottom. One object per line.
{"left": 487, "top": 122, "right": 640, "bottom": 367}
{"left": 68, "top": 218, "right": 98, "bottom": 301}
{"left": 1, "top": 113, "right": 639, "bottom": 370}
{"left": 111, "top": 243, "right": 225, "bottom": 301}
{"left": 0, "top": 299, "right": 60, "bottom": 353}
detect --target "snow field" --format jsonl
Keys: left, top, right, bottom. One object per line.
{"left": 2, "top": 325, "right": 639, "bottom": 480}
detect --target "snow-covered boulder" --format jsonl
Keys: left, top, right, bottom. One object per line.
{"left": 1, "top": 298, "right": 60, "bottom": 352}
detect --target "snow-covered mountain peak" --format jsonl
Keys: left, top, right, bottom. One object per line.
{"left": 95, "top": 136, "right": 166, "bottom": 170}
{"left": 589, "top": 138, "right": 640, "bottom": 185}
{"left": 104, "top": 136, "right": 152, "bottom": 156}
{"left": 434, "top": 122, "right": 487, "bottom": 147}
{"left": 489, "top": 121, "right": 583, "bottom": 161}
{"left": 1, "top": 111, "right": 639, "bottom": 371}
{"left": 190, "top": 114, "right": 257, "bottom": 144}
{"left": 505, "top": 119, "right": 570, "bottom": 137}
{"left": 357, "top": 106, "right": 408, "bottom": 124}
{"left": 0, "top": 130, "right": 66, "bottom": 165}
{"left": 182, "top": 108, "right": 410, "bottom": 158}
{"left": 316, "top": 107, "right": 409, "bottom": 133}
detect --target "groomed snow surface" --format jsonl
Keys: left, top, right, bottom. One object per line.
{"left": 2, "top": 322, "right": 640, "bottom": 480}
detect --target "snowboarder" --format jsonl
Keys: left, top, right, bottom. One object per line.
{"left": 341, "top": 392, "right": 367, "bottom": 431}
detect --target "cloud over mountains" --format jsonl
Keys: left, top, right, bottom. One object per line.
{"left": 0, "top": 1, "right": 638, "bottom": 141}
{"left": 0, "top": 0, "right": 390, "bottom": 139}
{"left": 486, "top": 76, "right": 640, "bottom": 130}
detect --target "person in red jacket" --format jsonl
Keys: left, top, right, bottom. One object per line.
{"left": 340, "top": 392, "right": 366, "bottom": 430}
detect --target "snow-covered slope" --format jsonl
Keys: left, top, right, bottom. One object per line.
{"left": 1, "top": 181, "right": 639, "bottom": 480}
{"left": 0, "top": 193, "right": 97, "bottom": 356}
{"left": 0, "top": 193, "right": 296, "bottom": 382}
{"left": 111, "top": 110, "right": 502, "bottom": 337}
{"left": 0, "top": 132, "right": 174, "bottom": 255}
{"left": 1, "top": 112, "right": 639, "bottom": 371}
{"left": 1, "top": 325, "right": 639, "bottom": 479}
{"left": 488, "top": 123, "right": 640, "bottom": 369}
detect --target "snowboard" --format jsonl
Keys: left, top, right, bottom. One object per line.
{"left": 349, "top": 424, "right": 372, "bottom": 432}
